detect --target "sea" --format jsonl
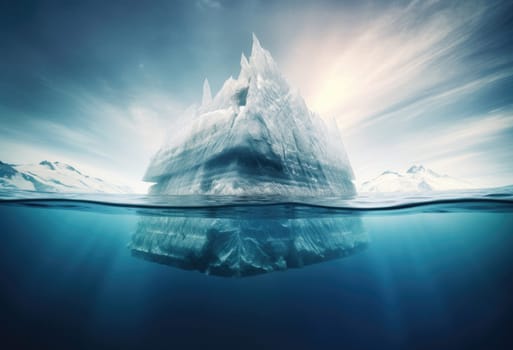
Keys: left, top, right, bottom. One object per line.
{"left": 1, "top": 188, "right": 512, "bottom": 349}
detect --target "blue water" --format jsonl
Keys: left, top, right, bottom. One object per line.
{"left": 1, "top": 189, "right": 513, "bottom": 349}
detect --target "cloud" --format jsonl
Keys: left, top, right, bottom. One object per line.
{"left": 352, "top": 69, "right": 513, "bottom": 133}
{"left": 196, "top": 0, "right": 222, "bottom": 10}
{"left": 423, "top": 110, "right": 513, "bottom": 151}
{"left": 0, "top": 77, "right": 186, "bottom": 183}
{"left": 347, "top": 107, "right": 513, "bottom": 185}
{"left": 275, "top": 0, "right": 513, "bottom": 185}
{"left": 282, "top": 0, "right": 511, "bottom": 129}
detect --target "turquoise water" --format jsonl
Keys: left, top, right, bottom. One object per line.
{"left": 1, "top": 189, "right": 512, "bottom": 349}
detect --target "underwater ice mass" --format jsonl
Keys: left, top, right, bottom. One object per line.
{"left": 144, "top": 35, "right": 355, "bottom": 196}
{"left": 131, "top": 213, "right": 367, "bottom": 277}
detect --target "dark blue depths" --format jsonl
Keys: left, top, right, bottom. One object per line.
{"left": 0, "top": 205, "right": 512, "bottom": 350}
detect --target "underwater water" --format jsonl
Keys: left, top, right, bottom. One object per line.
{"left": 1, "top": 189, "right": 513, "bottom": 349}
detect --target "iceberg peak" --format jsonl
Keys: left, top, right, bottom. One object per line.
{"left": 249, "top": 33, "right": 278, "bottom": 75}
{"left": 240, "top": 52, "right": 249, "bottom": 70}
{"left": 251, "top": 33, "right": 263, "bottom": 53}
{"left": 202, "top": 78, "right": 212, "bottom": 105}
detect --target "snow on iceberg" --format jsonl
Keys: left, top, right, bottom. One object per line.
{"left": 144, "top": 34, "right": 355, "bottom": 196}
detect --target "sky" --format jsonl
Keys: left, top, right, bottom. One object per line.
{"left": 1, "top": 0, "right": 512, "bottom": 191}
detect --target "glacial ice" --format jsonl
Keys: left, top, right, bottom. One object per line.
{"left": 144, "top": 34, "right": 355, "bottom": 196}
{"left": 131, "top": 211, "right": 367, "bottom": 277}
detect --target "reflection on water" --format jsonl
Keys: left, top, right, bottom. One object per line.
{"left": 131, "top": 212, "right": 368, "bottom": 277}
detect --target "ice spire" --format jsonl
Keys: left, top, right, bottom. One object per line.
{"left": 202, "top": 78, "right": 212, "bottom": 105}
{"left": 238, "top": 52, "right": 250, "bottom": 80}
{"left": 240, "top": 52, "right": 249, "bottom": 70}
{"left": 251, "top": 33, "right": 263, "bottom": 54}
{"left": 249, "top": 33, "right": 278, "bottom": 75}
{"left": 250, "top": 33, "right": 266, "bottom": 63}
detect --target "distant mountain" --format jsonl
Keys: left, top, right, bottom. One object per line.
{"left": 359, "top": 165, "right": 475, "bottom": 193}
{"left": 0, "top": 160, "right": 132, "bottom": 194}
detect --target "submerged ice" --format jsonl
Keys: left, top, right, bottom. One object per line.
{"left": 144, "top": 35, "right": 355, "bottom": 196}
{"left": 131, "top": 211, "right": 367, "bottom": 277}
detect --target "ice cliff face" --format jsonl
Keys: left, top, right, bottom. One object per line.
{"left": 144, "top": 34, "right": 355, "bottom": 196}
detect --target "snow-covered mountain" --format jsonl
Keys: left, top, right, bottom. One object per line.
{"left": 359, "top": 165, "right": 475, "bottom": 193}
{"left": 0, "top": 160, "right": 132, "bottom": 193}
{"left": 145, "top": 34, "right": 355, "bottom": 196}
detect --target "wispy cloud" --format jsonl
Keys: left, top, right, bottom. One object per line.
{"left": 283, "top": 0, "right": 511, "bottom": 129}
{"left": 278, "top": 0, "right": 513, "bottom": 185}
{"left": 0, "top": 78, "right": 185, "bottom": 181}
{"left": 424, "top": 110, "right": 513, "bottom": 150}
{"left": 353, "top": 69, "right": 513, "bottom": 132}
{"left": 196, "top": 0, "right": 222, "bottom": 10}
{"left": 346, "top": 107, "right": 513, "bottom": 185}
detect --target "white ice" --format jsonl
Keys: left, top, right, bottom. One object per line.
{"left": 145, "top": 34, "right": 355, "bottom": 196}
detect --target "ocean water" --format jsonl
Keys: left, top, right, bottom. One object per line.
{"left": 1, "top": 189, "right": 513, "bottom": 349}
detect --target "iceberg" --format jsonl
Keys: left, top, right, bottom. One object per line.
{"left": 144, "top": 34, "right": 355, "bottom": 196}
{"left": 130, "top": 210, "right": 367, "bottom": 277}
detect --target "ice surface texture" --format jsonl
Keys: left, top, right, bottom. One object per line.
{"left": 131, "top": 213, "right": 367, "bottom": 277}
{"left": 144, "top": 35, "right": 355, "bottom": 196}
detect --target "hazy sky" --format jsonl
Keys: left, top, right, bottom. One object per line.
{"left": 1, "top": 0, "right": 512, "bottom": 190}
